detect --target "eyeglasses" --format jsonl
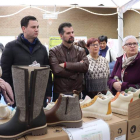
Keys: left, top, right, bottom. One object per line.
{"left": 124, "top": 42, "right": 138, "bottom": 47}
{"left": 90, "top": 44, "right": 99, "bottom": 47}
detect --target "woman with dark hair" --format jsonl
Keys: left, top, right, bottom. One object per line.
{"left": 98, "top": 35, "right": 117, "bottom": 74}
{"left": 85, "top": 38, "right": 110, "bottom": 98}
{"left": 77, "top": 40, "right": 89, "bottom": 99}
{"left": 77, "top": 40, "right": 89, "bottom": 55}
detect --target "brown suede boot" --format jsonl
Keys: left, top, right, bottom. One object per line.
{"left": 0, "top": 66, "right": 50, "bottom": 140}
{"left": 45, "top": 94, "right": 82, "bottom": 128}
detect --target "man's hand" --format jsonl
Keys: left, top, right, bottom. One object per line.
{"left": 113, "top": 82, "right": 122, "bottom": 92}
{"left": 80, "top": 60, "right": 84, "bottom": 63}
{"left": 59, "top": 63, "right": 64, "bottom": 68}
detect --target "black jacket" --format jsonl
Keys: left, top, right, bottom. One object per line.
{"left": 1, "top": 34, "right": 52, "bottom": 97}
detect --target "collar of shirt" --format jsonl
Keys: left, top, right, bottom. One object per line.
{"left": 21, "top": 34, "right": 37, "bottom": 46}
{"left": 99, "top": 45, "right": 108, "bottom": 57}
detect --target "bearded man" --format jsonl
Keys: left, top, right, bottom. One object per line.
{"left": 49, "top": 22, "right": 89, "bottom": 101}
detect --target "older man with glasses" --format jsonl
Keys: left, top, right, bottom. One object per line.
{"left": 108, "top": 35, "right": 140, "bottom": 95}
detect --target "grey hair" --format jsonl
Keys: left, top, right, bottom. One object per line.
{"left": 122, "top": 35, "right": 138, "bottom": 46}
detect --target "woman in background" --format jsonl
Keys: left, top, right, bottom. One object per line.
{"left": 77, "top": 40, "right": 89, "bottom": 99}
{"left": 77, "top": 40, "right": 89, "bottom": 55}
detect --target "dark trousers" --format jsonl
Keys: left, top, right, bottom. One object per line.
{"left": 82, "top": 89, "right": 87, "bottom": 99}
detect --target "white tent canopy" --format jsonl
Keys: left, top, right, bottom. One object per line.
{"left": 0, "top": 0, "right": 140, "bottom": 56}
{"left": 0, "top": 0, "right": 140, "bottom": 9}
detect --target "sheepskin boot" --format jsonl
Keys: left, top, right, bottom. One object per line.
{"left": 0, "top": 66, "right": 50, "bottom": 140}
{"left": 45, "top": 94, "right": 82, "bottom": 128}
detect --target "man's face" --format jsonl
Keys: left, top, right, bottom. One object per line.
{"left": 99, "top": 41, "right": 107, "bottom": 50}
{"left": 22, "top": 20, "right": 39, "bottom": 39}
{"left": 60, "top": 27, "right": 74, "bottom": 44}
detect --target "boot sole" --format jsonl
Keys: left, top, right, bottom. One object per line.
{"left": 82, "top": 111, "right": 112, "bottom": 121}
{"left": 112, "top": 107, "right": 128, "bottom": 115}
{"left": 47, "top": 119, "right": 82, "bottom": 128}
{"left": 0, "top": 124, "right": 47, "bottom": 140}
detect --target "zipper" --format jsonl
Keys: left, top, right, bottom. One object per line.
{"left": 65, "top": 97, "right": 69, "bottom": 115}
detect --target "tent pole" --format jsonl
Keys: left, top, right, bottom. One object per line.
{"left": 117, "top": 8, "right": 123, "bottom": 57}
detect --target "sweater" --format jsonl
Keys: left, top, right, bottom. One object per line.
{"left": 85, "top": 55, "right": 110, "bottom": 92}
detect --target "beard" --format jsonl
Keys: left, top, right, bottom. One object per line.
{"left": 67, "top": 37, "right": 74, "bottom": 44}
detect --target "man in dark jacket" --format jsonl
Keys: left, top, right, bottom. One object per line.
{"left": 1, "top": 16, "right": 52, "bottom": 107}
{"left": 49, "top": 22, "right": 89, "bottom": 101}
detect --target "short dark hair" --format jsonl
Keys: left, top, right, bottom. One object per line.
{"left": 20, "top": 16, "right": 37, "bottom": 28}
{"left": 87, "top": 38, "right": 99, "bottom": 48}
{"left": 98, "top": 35, "right": 108, "bottom": 43}
{"left": 58, "top": 22, "right": 72, "bottom": 34}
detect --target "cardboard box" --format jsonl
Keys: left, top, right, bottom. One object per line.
{"left": 19, "top": 138, "right": 26, "bottom": 140}
{"left": 114, "top": 113, "right": 140, "bottom": 140}
{"left": 25, "top": 115, "right": 127, "bottom": 140}
{"left": 132, "top": 137, "right": 140, "bottom": 140}
{"left": 0, "top": 115, "right": 127, "bottom": 140}
{"left": 128, "top": 98, "right": 140, "bottom": 120}
{"left": 113, "top": 98, "right": 140, "bottom": 140}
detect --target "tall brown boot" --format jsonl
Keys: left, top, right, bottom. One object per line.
{"left": 0, "top": 66, "right": 50, "bottom": 140}
{"left": 45, "top": 94, "right": 82, "bottom": 128}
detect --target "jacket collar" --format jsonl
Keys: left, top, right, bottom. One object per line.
{"left": 21, "top": 34, "right": 38, "bottom": 46}
{"left": 16, "top": 33, "right": 41, "bottom": 54}
{"left": 61, "top": 43, "right": 74, "bottom": 50}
